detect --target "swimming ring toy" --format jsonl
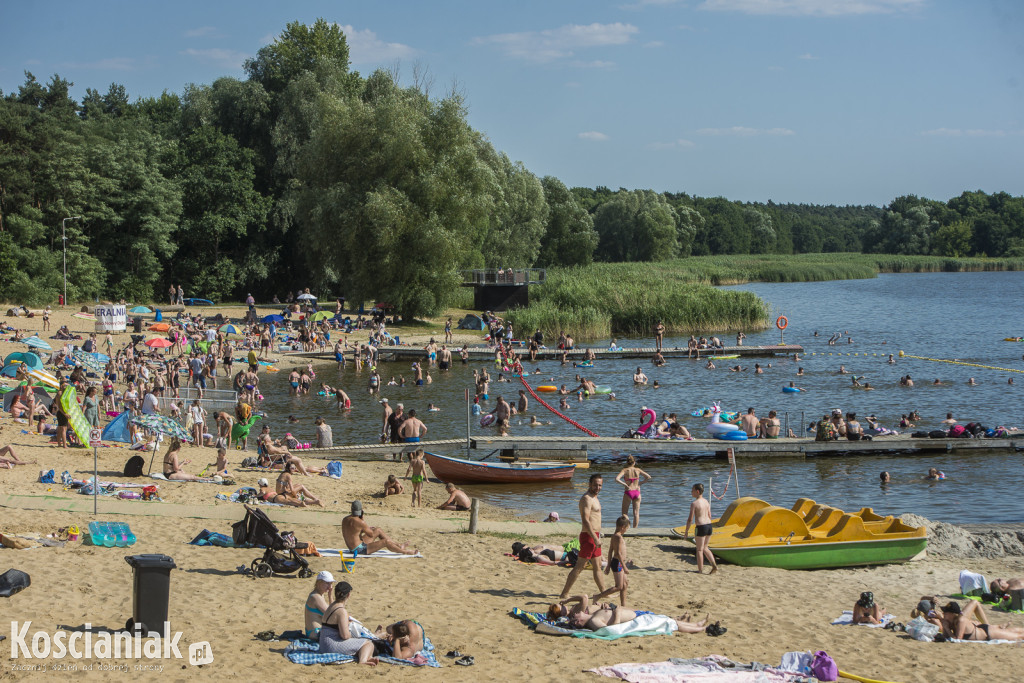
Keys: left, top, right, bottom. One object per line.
{"left": 782, "top": 387, "right": 801, "bottom": 393}
{"left": 480, "top": 414, "right": 495, "bottom": 427}
{"left": 536, "top": 385, "right": 558, "bottom": 393}
{"left": 705, "top": 402, "right": 740, "bottom": 437}
{"left": 776, "top": 316, "right": 788, "bottom": 330}
{"left": 719, "top": 430, "right": 748, "bottom": 441}
{"left": 576, "top": 361, "right": 594, "bottom": 368}
{"left": 691, "top": 407, "right": 709, "bottom": 417}
{"left": 638, "top": 407, "right": 657, "bottom": 438}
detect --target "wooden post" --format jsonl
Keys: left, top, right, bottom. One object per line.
{"left": 468, "top": 498, "right": 479, "bottom": 534}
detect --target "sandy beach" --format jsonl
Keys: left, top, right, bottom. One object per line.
{"left": 2, "top": 306, "right": 1023, "bottom": 681}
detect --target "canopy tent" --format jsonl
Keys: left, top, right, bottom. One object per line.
{"left": 101, "top": 411, "right": 133, "bottom": 443}
{"left": 310, "top": 311, "right": 333, "bottom": 322}
{"left": 458, "top": 314, "right": 486, "bottom": 330}
{"left": 3, "top": 352, "right": 44, "bottom": 371}
{"left": 129, "top": 306, "right": 152, "bottom": 314}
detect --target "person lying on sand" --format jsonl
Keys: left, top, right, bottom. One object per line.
{"left": 0, "top": 444, "right": 35, "bottom": 468}
{"left": 373, "top": 620, "right": 424, "bottom": 659}
{"left": 342, "top": 501, "right": 417, "bottom": 556}
{"left": 938, "top": 602, "right": 1024, "bottom": 641}
{"left": 437, "top": 483, "right": 471, "bottom": 511}
{"left": 549, "top": 595, "right": 712, "bottom": 633}
{"left": 852, "top": 592, "right": 886, "bottom": 624}
{"left": 511, "top": 542, "right": 574, "bottom": 566}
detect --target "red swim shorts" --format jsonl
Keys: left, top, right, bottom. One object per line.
{"left": 578, "top": 532, "right": 602, "bottom": 559}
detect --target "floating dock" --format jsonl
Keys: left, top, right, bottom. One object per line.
{"left": 305, "top": 434, "right": 1024, "bottom": 462}
{"left": 286, "top": 343, "right": 803, "bottom": 363}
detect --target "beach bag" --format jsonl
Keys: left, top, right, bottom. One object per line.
{"left": 0, "top": 569, "right": 31, "bottom": 597}
{"left": 241, "top": 456, "right": 259, "bottom": 468}
{"left": 929, "top": 430, "right": 948, "bottom": 439}
{"left": 948, "top": 424, "right": 966, "bottom": 438}
{"left": 39, "top": 469, "right": 55, "bottom": 484}
{"left": 911, "top": 431, "right": 929, "bottom": 438}
{"left": 326, "top": 461, "right": 343, "bottom": 478}
{"left": 779, "top": 651, "right": 813, "bottom": 675}
{"left": 811, "top": 651, "right": 837, "bottom": 681}
{"left": 906, "top": 616, "right": 939, "bottom": 642}
{"left": 123, "top": 455, "right": 145, "bottom": 477}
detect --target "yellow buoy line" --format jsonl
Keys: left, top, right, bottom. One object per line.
{"left": 897, "top": 350, "right": 1024, "bottom": 374}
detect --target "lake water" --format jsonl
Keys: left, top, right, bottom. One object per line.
{"left": 256, "top": 271, "right": 1024, "bottom": 527}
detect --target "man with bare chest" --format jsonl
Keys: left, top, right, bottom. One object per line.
{"left": 559, "top": 474, "right": 606, "bottom": 599}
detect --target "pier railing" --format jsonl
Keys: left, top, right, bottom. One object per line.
{"left": 462, "top": 268, "right": 546, "bottom": 286}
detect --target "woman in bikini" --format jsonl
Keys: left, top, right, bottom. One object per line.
{"left": 943, "top": 602, "right": 1024, "bottom": 641}
{"left": 162, "top": 438, "right": 200, "bottom": 481}
{"left": 318, "top": 581, "right": 377, "bottom": 665}
{"left": 373, "top": 620, "right": 424, "bottom": 659}
{"left": 615, "top": 455, "right": 652, "bottom": 528}
{"left": 304, "top": 571, "right": 334, "bottom": 639}
{"left": 276, "top": 461, "right": 322, "bottom": 507}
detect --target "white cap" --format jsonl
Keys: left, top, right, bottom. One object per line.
{"left": 379, "top": 398, "right": 388, "bottom": 403}
{"left": 257, "top": 478, "right": 268, "bottom": 487}
{"left": 317, "top": 570, "right": 335, "bottom": 583}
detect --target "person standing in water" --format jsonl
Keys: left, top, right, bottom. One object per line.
{"left": 684, "top": 483, "right": 718, "bottom": 574}
{"left": 614, "top": 456, "right": 651, "bottom": 528}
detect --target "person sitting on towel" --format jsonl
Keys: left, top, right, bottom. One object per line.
{"left": 852, "top": 591, "right": 886, "bottom": 624}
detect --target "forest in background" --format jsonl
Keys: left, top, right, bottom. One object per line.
{"left": 3, "top": 19, "right": 1024, "bottom": 318}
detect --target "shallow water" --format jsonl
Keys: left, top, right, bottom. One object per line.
{"left": 255, "top": 271, "right": 1024, "bottom": 527}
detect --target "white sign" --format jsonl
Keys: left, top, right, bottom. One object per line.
{"left": 89, "top": 429, "right": 102, "bottom": 447}
{"left": 94, "top": 305, "right": 127, "bottom": 332}
{"left": 727, "top": 447, "right": 736, "bottom": 468}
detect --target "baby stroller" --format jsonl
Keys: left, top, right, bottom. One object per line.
{"left": 233, "top": 505, "right": 313, "bottom": 579}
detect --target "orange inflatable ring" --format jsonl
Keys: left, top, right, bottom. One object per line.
{"left": 776, "top": 316, "right": 788, "bottom": 330}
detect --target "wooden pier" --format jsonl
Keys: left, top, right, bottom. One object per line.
{"left": 285, "top": 343, "right": 803, "bottom": 363}
{"left": 303, "top": 434, "right": 1024, "bottom": 462}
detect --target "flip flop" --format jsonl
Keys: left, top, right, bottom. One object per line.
{"left": 255, "top": 630, "right": 277, "bottom": 641}
{"left": 455, "top": 656, "right": 474, "bottom": 666}
{"left": 445, "top": 650, "right": 462, "bottom": 658}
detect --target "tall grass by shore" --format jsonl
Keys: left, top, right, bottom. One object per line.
{"left": 504, "top": 254, "right": 1024, "bottom": 340}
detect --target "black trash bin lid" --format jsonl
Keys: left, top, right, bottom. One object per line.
{"left": 124, "top": 554, "right": 177, "bottom": 570}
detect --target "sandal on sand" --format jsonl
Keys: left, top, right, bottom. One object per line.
{"left": 455, "top": 656, "right": 474, "bottom": 666}
{"left": 255, "top": 631, "right": 277, "bottom": 641}
{"left": 445, "top": 650, "right": 462, "bottom": 658}
{"left": 705, "top": 622, "right": 727, "bottom": 637}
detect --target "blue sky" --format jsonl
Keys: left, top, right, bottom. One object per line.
{"left": 3, "top": 0, "right": 1022, "bottom": 205}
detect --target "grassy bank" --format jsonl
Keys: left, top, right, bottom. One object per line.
{"left": 504, "top": 254, "right": 1024, "bottom": 340}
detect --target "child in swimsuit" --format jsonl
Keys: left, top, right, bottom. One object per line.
{"left": 406, "top": 450, "right": 427, "bottom": 507}
{"left": 595, "top": 515, "right": 630, "bottom": 607}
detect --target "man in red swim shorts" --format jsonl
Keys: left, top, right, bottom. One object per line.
{"left": 560, "top": 473, "right": 606, "bottom": 599}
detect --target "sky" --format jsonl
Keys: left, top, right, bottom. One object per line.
{"left": 3, "top": 0, "right": 1022, "bottom": 206}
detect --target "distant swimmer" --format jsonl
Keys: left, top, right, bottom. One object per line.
{"left": 925, "top": 467, "right": 945, "bottom": 481}
{"left": 633, "top": 367, "right": 649, "bottom": 385}
{"left": 967, "top": 378, "right": 977, "bottom": 386}
{"left": 933, "top": 378, "right": 944, "bottom": 386}
{"left": 888, "top": 354, "right": 896, "bottom": 364}
{"left": 730, "top": 365, "right": 745, "bottom": 372}
{"left": 879, "top": 471, "right": 891, "bottom": 484}
{"left": 754, "top": 364, "right": 763, "bottom": 374}
{"left": 851, "top": 376, "right": 862, "bottom": 387}
{"left": 796, "top": 367, "right": 804, "bottom": 376}
{"left": 705, "top": 360, "right": 716, "bottom": 369}
{"left": 837, "top": 365, "right": 849, "bottom": 374}
{"left": 942, "top": 413, "right": 957, "bottom": 425}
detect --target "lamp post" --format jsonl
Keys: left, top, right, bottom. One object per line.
{"left": 62, "top": 216, "right": 81, "bottom": 306}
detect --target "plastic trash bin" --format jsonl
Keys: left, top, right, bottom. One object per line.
{"left": 124, "top": 554, "right": 176, "bottom": 636}
{"left": 132, "top": 316, "right": 142, "bottom": 333}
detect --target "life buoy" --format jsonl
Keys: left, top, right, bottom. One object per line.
{"left": 776, "top": 316, "right": 788, "bottom": 330}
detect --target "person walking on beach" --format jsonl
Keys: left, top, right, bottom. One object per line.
{"left": 176, "top": 285, "right": 184, "bottom": 305}
{"left": 684, "top": 483, "right": 718, "bottom": 574}
{"left": 615, "top": 456, "right": 651, "bottom": 528}
{"left": 406, "top": 449, "right": 427, "bottom": 506}
{"left": 560, "top": 474, "right": 606, "bottom": 599}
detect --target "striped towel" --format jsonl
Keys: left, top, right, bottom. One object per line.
{"left": 284, "top": 630, "right": 440, "bottom": 667}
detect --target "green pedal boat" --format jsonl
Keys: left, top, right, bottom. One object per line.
{"left": 672, "top": 497, "right": 927, "bottom": 570}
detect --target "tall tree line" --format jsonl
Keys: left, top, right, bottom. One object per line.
{"left": 2, "top": 19, "right": 1022, "bottom": 315}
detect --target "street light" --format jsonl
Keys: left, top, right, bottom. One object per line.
{"left": 62, "top": 216, "right": 81, "bottom": 306}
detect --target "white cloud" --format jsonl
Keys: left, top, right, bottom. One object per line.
{"left": 698, "top": 126, "right": 795, "bottom": 136}
{"left": 648, "top": 139, "right": 695, "bottom": 149}
{"left": 338, "top": 25, "right": 416, "bottom": 64}
{"left": 922, "top": 128, "right": 1019, "bottom": 137}
{"left": 181, "top": 48, "right": 250, "bottom": 69}
{"left": 59, "top": 57, "right": 137, "bottom": 71}
{"left": 472, "top": 23, "right": 638, "bottom": 63}
{"left": 185, "top": 26, "right": 219, "bottom": 38}
{"left": 698, "top": 0, "right": 924, "bottom": 17}
{"left": 579, "top": 131, "right": 610, "bottom": 141}
{"left": 798, "top": 53, "right": 818, "bottom": 60}
{"left": 569, "top": 59, "right": 616, "bottom": 68}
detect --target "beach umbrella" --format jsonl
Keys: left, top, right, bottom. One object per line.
{"left": 296, "top": 293, "right": 317, "bottom": 301}
{"left": 22, "top": 337, "right": 51, "bottom": 351}
{"left": 218, "top": 323, "right": 238, "bottom": 334}
{"left": 130, "top": 414, "right": 192, "bottom": 442}
{"left": 129, "top": 306, "right": 152, "bottom": 314}
{"left": 145, "top": 337, "right": 173, "bottom": 349}
{"left": 261, "top": 314, "right": 284, "bottom": 324}
{"left": 148, "top": 323, "right": 170, "bottom": 332}
{"left": 310, "top": 311, "right": 332, "bottom": 322}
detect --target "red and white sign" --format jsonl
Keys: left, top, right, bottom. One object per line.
{"left": 89, "top": 429, "right": 102, "bottom": 447}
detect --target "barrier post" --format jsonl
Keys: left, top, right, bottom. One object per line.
{"left": 728, "top": 448, "right": 740, "bottom": 499}
{"left": 468, "top": 498, "right": 479, "bottom": 534}
{"left": 466, "top": 388, "right": 471, "bottom": 458}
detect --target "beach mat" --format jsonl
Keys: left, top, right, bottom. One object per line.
{"left": 589, "top": 656, "right": 806, "bottom": 682}
{"left": 319, "top": 548, "right": 423, "bottom": 559}
{"left": 511, "top": 608, "right": 672, "bottom": 640}
{"left": 831, "top": 610, "right": 894, "bottom": 628}
{"left": 284, "top": 620, "right": 440, "bottom": 667}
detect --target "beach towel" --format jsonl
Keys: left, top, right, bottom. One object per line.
{"left": 588, "top": 655, "right": 805, "bottom": 682}
{"left": 284, "top": 621, "right": 440, "bottom": 667}
{"left": 512, "top": 608, "right": 672, "bottom": 640}
{"left": 952, "top": 593, "right": 1024, "bottom": 615}
{"left": 830, "top": 610, "right": 894, "bottom": 628}
{"left": 319, "top": 548, "right": 424, "bottom": 559}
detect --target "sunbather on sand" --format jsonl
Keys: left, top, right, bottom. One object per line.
{"left": 341, "top": 501, "right": 417, "bottom": 555}
{"left": 373, "top": 620, "right": 424, "bottom": 659}
{"left": 852, "top": 592, "right": 886, "bottom": 624}
{"left": 0, "top": 444, "right": 35, "bottom": 468}
{"left": 276, "top": 462, "right": 322, "bottom": 506}
{"left": 511, "top": 542, "right": 573, "bottom": 566}
{"left": 991, "top": 578, "right": 1024, "bottom": 592}
{"left": 549, "top": 594, "right": 710, "bottom": 632}
{"left": 944, "top": 608, "right": 1024, "bottom": 641}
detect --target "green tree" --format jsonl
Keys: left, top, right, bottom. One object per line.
{"left": 932, "top": 219, "right": 973, "bottom": 257}
{"left": 593, "top": 190, "right": 677, "bottom": 262}
{"left": 479, "top": 148, "right": 548, "bottom": 268}
{"left": 537, "top": 176, "right": 597, "bottom": 267}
